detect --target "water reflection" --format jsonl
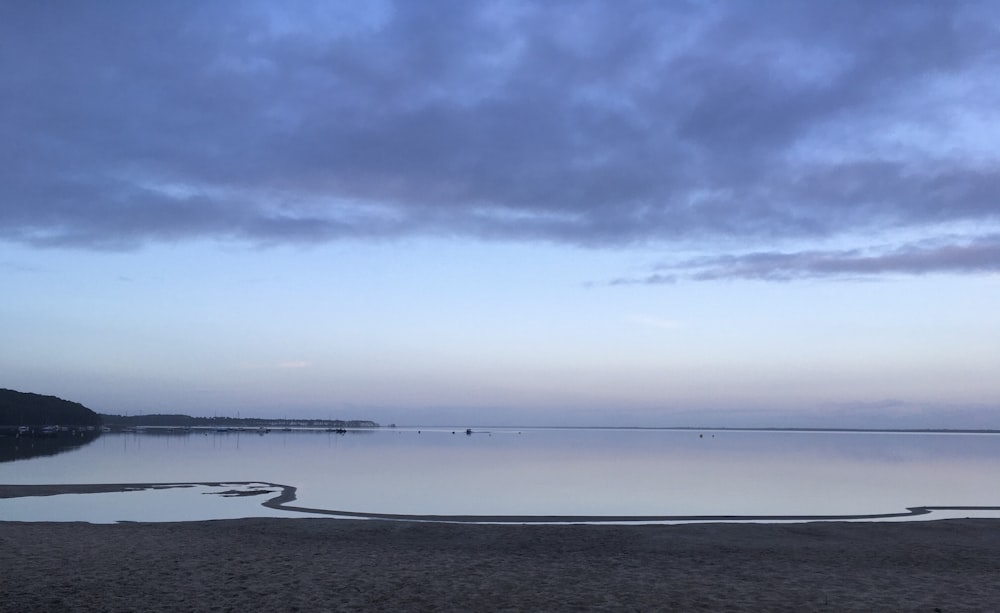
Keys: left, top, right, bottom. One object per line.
{"left": 0, "top": 429, "right": 101, "bottom": 463}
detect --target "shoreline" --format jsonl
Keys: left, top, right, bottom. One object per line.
{"left": 3, "top": 482, "right": 1000, "bottom": 524}
{"left": 5, "top": 484, "right": 1000, "bottom": 609}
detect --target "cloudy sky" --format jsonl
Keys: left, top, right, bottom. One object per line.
{"left": 2, "top": 1, "right": 999, "bottom": 427}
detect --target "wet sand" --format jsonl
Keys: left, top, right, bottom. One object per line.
{"left": 2, "top": 486, "right": 1000, "bottom": 611}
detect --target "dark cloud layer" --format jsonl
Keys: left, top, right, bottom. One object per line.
{"left": 2, "top": 1, "right": 998, "bottom": 276}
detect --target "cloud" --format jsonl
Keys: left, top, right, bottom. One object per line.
{"left": 617, "top": 234, "right": 1000, "bottom": 282}
{"left": 2, "top": 1, "right": 999, "bottom": 275}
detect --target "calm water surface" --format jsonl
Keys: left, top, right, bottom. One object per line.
{"left": 2, "top": 428, "right": 999, "bottom": 523}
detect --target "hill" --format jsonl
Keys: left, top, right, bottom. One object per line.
{"left": 0, "top": 388, "right": 103, "bottom": 427}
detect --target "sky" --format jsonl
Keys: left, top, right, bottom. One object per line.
{"left": 2, "top": 0, "right": 999, "bottom": 428}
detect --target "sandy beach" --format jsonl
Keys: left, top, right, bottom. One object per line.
{"left": 2, "top": 486, "right": 1000, "bottom": 611}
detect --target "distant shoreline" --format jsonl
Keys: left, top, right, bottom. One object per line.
{"left": 382, "top": 425, "right": 1000, "bottom": 436}
{"left": 95, "top": 423, "right": 1000, "bottom": 434}
{"left": 98, "top": 413, "right": 379, "bottom": 429}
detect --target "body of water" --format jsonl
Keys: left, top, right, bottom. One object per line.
{"left": 2, "top": 427, "right": 999, "bottom": 523}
